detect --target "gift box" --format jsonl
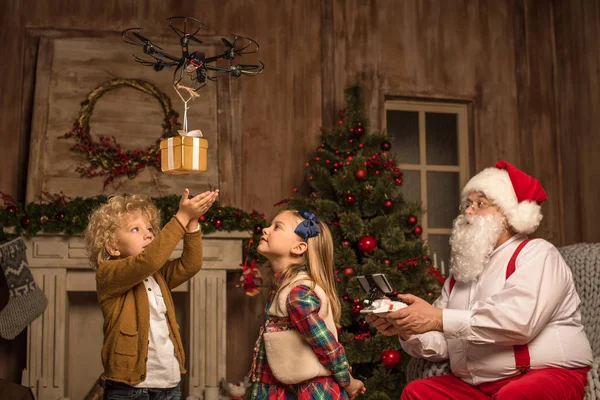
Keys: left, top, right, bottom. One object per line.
{"left": 160, "top": 130, "right": 208, "bottom": 174}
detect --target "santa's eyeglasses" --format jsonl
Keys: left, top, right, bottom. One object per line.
{"left": 459, "top": 200, "right": 493, "bottom": 213}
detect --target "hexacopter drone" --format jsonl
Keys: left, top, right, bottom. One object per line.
{"left": 123, "top": 16, "right": 264, "bottom": 93}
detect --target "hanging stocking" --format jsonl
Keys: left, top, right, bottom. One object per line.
{"left": 0, "top": 237, "right": 47, "bottom": 339}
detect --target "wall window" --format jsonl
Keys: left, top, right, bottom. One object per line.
{"left": 385, "top": 100, "right": 469, "bottom": 276}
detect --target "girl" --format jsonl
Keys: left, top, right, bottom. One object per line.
{"left": 249, "top": 210, "right": 366, "bottom": 399}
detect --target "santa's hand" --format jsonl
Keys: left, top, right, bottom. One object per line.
{"left": 364, "top": 314, "right": 401, "bottom": 336}
{"left": 384, "top": 294, "right": 443, "bottom": 336}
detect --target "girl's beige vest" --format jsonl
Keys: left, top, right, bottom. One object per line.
{"left": 264, "top": 272, "right": 339, "bottom": 385}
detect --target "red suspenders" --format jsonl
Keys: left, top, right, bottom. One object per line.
{"left": 448, "top": 239, "right": 533, "bottom": 373}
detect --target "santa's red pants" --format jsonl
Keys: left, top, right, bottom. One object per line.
{"left": 401, "top": 367, "right": 590, "bottom": 400}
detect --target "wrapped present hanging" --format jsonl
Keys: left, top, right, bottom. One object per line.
{"left": 160, "top": 129, "right": 208, "bottom": 174}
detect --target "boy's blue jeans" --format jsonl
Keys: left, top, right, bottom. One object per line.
{"left": 104, "top": 380, "right": 181, "bottom": 400}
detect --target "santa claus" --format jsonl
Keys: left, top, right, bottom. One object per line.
{"left": 367, "top": 160, "right": 593, "bottom": 399}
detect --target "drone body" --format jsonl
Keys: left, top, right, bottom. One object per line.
{"left": 123, "top": 16, "right": 264, "bottom": 92}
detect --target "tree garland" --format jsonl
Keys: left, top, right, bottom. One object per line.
{"left": 60, "top": 78, "right": 181, "bottom": 187}
{"left": 0, "top": 192, "right": 267, "bottom": 286}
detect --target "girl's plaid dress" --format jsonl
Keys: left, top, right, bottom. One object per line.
{"left": 249, "top": 284, "right": 351, "bottom": 399}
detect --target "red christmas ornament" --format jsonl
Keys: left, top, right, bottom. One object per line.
{"left": 384, "top": 259, "right": 391, "bottom": 265}
{"left": 343, "top": 267, "right": 355, "bottom": 277}
{"left": 356, "top": 126, "right": 364, "bottom": 136}
{"left": 342, "top": 240, "right": 351, "bottom": 247}
{"left": 214, "top": 218, "right": 223, "bottom": 229}
{"left": 343, "top": 295, "right": 350, "bottom": 301}
{"left": 357, "top": 235, "right": 378, "bottom": 253}
{"left": 354, "top": 168, "right": 367, "bottom": 180}
{"left": 381, "top": 140, "right": 392, "bottom": 151}
{"left": 352, "top": 303, "right": 365, "bottom": 314}
{"left": 199, "top": 215, "right": 207, "bottom": 223}
{"left": 21, "top": 216, "right": 30, "bottom": 228}
{"left": 358, "top": 319, "right": 370, "bottom": 331}
{"left": 407, "top": 215, "right": 418, "bottom": 226}
{"left": 395, "top": 178, "right": 403, "bottom": 185}
{"left": 344, "top": 193, "right": 356, "bottom": 205}
{"left": 56, "top": 211, "right": 66, "bottom": 221}
{"left": 7, "top": 205, "right": 17, "bottom": 214}
{"left": 353, "top": 298, "right": 360, "bottom": 304}
{"left": 380, "top": 349, "right": 402, "bottom": 369}
{"left": 254, "top": 225, "right": 263, "bottom": 234}
{"left": 413, "top": 225, "right": 423, "bottom": 236}
{"left": 383, "top": 199, "right": 394, "bottom": 210}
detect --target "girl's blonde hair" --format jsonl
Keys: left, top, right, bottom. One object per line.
{"left": 84, "top": 194, "right": 161, "bottom": 270}
{"left": 273, "top": 210, "right": 342, "bottom": 325}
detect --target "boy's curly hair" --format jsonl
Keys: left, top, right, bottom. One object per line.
{"left": 85, "top": 194, "right": 161, "bottom": 270}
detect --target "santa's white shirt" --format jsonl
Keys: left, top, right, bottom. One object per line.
{"left": 400, "top": 234, "right": 593, "bottom": 385}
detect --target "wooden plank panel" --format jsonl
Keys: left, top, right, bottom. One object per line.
{"left": 553, "top": 0, "right": 600, "bottom": 244}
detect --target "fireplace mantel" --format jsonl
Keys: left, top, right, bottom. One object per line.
{"left": 21, "top": 231, "right": 249, "bottom": 400}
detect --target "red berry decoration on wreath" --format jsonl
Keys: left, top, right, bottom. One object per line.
{"left": 354, "top": 167, "right": 367, "bottom": 180}
{"left": 7, "top": 205, "right": 17, "bottom": 214}
{"left": 380, "top": 349, "right": 402, "bottom": 369}
{"left": 357, "top": 235, "right": 377, "bottom": 253}
{"left": 413, "top": 225, "right": 423, "bottom": 236}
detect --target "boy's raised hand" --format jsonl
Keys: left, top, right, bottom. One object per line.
{"left": 175, "top": 188, "right": 219, "bottom": 229}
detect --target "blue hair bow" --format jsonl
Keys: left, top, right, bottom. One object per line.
{"left": 294, "top": 211, "right": 321, "bottom": 241}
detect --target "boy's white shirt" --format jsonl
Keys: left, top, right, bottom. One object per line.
{"left": 134, "top": 275, "right": 181, "bottom": 388}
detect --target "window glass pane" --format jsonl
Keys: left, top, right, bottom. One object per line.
{"left": 426, "top": 171, "right": 460, "bottom": 229}
{"left": 427, "top": 234, "right": 451, "bottom": 276}
{"left": 386, "top": 110, "right": 419, "bottom": 164}
{"left": 426, "top": 112, "right": 458, "bottom": 165}
{"left": 401, "top": 170, "right": 421, "bottom": 205}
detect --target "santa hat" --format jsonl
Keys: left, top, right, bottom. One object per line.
{"left": 461, "top": 160, "right": 548, "bottom": 234}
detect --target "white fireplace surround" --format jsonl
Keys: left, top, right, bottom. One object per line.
{"left": 20, "top": 231, "right": 248, "bottom": 400}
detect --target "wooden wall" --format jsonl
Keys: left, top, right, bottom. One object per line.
{"left": 1, "top": 0, "right": 599, "bottom": 387}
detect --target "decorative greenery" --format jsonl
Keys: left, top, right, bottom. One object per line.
{"left": 60, "top": 78, "right": 181, "bottom": 187}
{"left": 0, "top": 192, "right": 266, "bottom": 266}
{"left": 284, "top": 85, "right": 444, "bottom": 399}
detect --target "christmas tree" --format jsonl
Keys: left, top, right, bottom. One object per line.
{"left": 286, "top": 86, "right": 444, "bottom": 399}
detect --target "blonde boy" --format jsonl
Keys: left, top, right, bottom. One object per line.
{"left": 85, "top": 189, "right": 217, "bottom": 399}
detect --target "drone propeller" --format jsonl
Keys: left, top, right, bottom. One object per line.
{"left": 122, "top": 28, "right": 164, "bottom": 50}
{"left": 167, "top": 16, "right": 205, "bottom": 39}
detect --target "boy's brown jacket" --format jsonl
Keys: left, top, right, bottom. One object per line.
{"left": 95, "top": 217, "right": 203, "bottom": 385}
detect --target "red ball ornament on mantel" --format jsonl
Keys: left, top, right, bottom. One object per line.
{"left": 395, "top": 178, "right": 403, "bottom": 185}
{"left": 355, "top": 168, "right": 367, "bottom": 180}
{"left": 357, "top": 235, "right": 378, "bottom": 253}
{"left": 214, "top": 218, "right": 223, "bottom": 229}
{"left": 383, "top": 199, "right": 394, "bottom": 210}
{"left": 380, "top": 349, "right": 402, "bottom": 369}
{"left": 407, "top": 215, "right": 418, "bottom": 226}
{"left": 199, "top": 215, "right": 207, "bottom": 223}
{"left": 254, "top": 225, "right": 263, "bottom": 234}
{"left": 344, "top": 193, "right": 356, "bottom": 205}
{"left": 343, "top": 267, "right": 355, "bottom": 277}
{"left": 413, "top": 225, "right": 423, "bottom": 236}
{"left": 381, "top": 140, "right": 392, "bottom": 151}
{"left": 342, "top": 240, "right": 351, "bottom": 247}
{"left": 355, "top": 126, "right": 364, "bottom": 136}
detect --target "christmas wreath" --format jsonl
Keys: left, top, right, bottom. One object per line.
{"left": 60, "top": 78, "right": 181, "bottom": 187}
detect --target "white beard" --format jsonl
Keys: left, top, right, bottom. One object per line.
{"left": 449, "top": 214, "right": 505, "bottom": 283}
